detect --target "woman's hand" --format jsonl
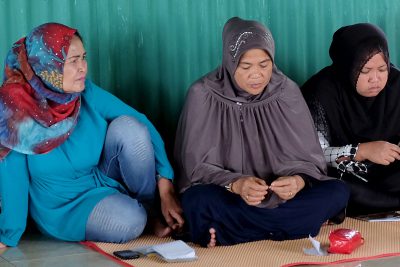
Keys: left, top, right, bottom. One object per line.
{"left": 0, "top": 242, "right": 6, "bottom": 249}
{"left": 269, "top": 175, "right": 305, "bottom": 200}
{"left": 355, "top": 141, "right": 400, "bottom": 165}
{"left": 158, "top": 178, "right": 184, "bottom": 231}
{"left": 231, "top": 176, "right": 269, "bottom": 206}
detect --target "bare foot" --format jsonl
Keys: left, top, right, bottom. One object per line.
{"left": 207, "top": 228, "right": 217, "bottom": 248}
{"left": 0, "top": 242, "right": 6, "bottom": 249}
{"left": 152, "top": 219, "right": 173, "bottom": 238}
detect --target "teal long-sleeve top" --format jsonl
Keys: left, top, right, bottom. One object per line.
{"left": 0, "top": 80, "right": 173, "bottom": 246}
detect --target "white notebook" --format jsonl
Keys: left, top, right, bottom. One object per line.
{"left": 130, "top": 240, "right": 197, "bottom": 262}
{"left": 353, "top": 211, "right": 400, "bottom": 222}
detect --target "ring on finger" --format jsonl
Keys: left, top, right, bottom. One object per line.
{"left": 246, "top": 195, "right": 249, "bottom": 200}
{"left": 288, "top": 191, "right": 293, "bottom": 196}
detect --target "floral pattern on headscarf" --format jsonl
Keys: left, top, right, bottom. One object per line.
{"left": 0, "top": 23, "right": 81, "bottom": 159}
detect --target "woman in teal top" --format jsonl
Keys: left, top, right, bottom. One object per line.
{"left": 0, "top": 23, "right": 183, "bottom": 247}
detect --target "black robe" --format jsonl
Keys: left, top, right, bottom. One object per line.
{"left": 302, "top": 23, "right": 400, "bottom": 213}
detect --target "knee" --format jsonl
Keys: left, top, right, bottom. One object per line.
{"left": 329, "top": 180, "right": 350, "bottom": 204}
{"left": 114, "top": 204, "right": 147, "bottom": 243}
{"left": 86, "top": 195, "right": 148, "bottom": 243}
{"left": 104, "top": 217, "right": 147, "bottom": 243}
{"left": 108, "top": 116, "right": 151, "bottom": 144}
{"left": 181, "top": 184, "right": 228, "bottom": 213}
{"left": 318, "top": 180, "right": 350, "bottom": 210}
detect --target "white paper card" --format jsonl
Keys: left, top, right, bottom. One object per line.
{"left": 303, "top": 235, "right": 328, "bottom": 256}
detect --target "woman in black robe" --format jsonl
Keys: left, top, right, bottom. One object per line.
{"left": 302, "top": 23, "right": 400, "bottom": 215}
{"left": 174, "top": 17, "right": 349, "bottom": 247}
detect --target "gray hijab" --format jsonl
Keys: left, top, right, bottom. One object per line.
{"left": 174, "top": 17, "right": 330, "bottom": 208}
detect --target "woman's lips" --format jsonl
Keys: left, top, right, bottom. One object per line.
{"left": 250, "top": 83, "right": 263, "bottom": 89}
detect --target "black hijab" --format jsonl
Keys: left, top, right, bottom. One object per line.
{"left": 302, "top": 23, "right": 400, "bottom": 145}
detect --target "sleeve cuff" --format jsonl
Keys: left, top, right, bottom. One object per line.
{"left": 298, "top": 173, "right": 317, "bottom": 188}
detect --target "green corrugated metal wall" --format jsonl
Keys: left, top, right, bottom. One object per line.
{"left": 1, "top": 0, "right": 400, "bottom": 151}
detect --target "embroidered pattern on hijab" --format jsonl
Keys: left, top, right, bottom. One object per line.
{"left": 229, "top": 31, "right": 273, "bottom": 61}
{"left": 175, "top": 17, "right": 330, "bottom": 207}
{"left": 0, "top": 23, "right": 81, "bottom": 159}
{"left": 204, "top": 16, "right": 279, "bottom": 101}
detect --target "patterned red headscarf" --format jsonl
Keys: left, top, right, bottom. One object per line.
{"left": 0, "top": 23, "right": 82, "bottom": 159}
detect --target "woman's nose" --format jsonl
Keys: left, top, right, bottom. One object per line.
{"left": 369, "top": 70, "right": 380, "bottom": 82}
{"left": 78, "top": 60, "right": 87, "bottom": 73}
{"left": 249, "top": 69, "right": 262, "bottom": 78}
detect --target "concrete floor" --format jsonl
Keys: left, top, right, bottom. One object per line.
{"left": 0, "top": 231, "right": 120, "bottom": 267}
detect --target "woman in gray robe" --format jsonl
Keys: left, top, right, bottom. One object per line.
{"left": 174, "top": 17, "right": 349, "bottom": 247}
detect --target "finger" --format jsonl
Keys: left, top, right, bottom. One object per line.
{"left": 389, "top": 151, "right": 400, "bottom": 160}
{"left": 393, "top": 150, "right": 400, "bottom": 159}
{"left": 253, "top": 178, "right": 267, "bottom": 186}
{"left": 269, "top": 183, "right": 292, "bottom": 193}
{"left": 246, "top": 197, "right": 263, "bottom": 206}
{"left": 386, "top": 156, "right": 396, "bottom": 165}
{"left": 164, "top": 214, "right": 175, "bottom": 228}
{"left": 248, "top": 190, "right": 268, "bottom": 197}
{"left": 247, "top": 180, "right": 269, "bottom": 191}
{"left": 269, "top": 186, "right": 286, "bottom": 195}
{"left": 247, "top": 201, "right": 262, "bottom": 206}
{"left": 169, "top": 210, "right": 185, "bottom": 226}
{"left": 387, "top": 156, "right": 396, "bottom": 163}
{"left": 390, "top": 143, "right": 400, "bottom": 151}
{"left": 243, "top": 194, "right": 261, "bottom": 205}
{"left": 270, "top": 179, "right": 292, "bottom": 187}
{"left": 278, "top": 190, "right": 295, "bottom": 200}
{"left": 273, "top": 191, "right": 289, "bottom": 200}
{"left": 270, "top": 184, "right": 294, "bottom": 196}
{"left": 247, "top": 193, "right": 265, "bottom": 202}
{"left": 248, "top": 186, "right": 269, "bottom": 194}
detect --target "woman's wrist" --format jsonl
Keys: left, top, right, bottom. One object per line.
{"left": 157, "top": 177, "right": 175, "bottom": 198}
{"left": 353, "top": 143, "right": 363, "bottom": 161}
{"left": 225, "top": 180, "right": 239, "bottom": 194}
{"left": 231, "top": 179, "right": 244, "bottom": 194}
{"left": 335, "top": 143, "right": 361, "bottom": 163}
{"left": 293, "top": 175, "right": 305, "bottom": 191}
{"left": 225, "top": 182, "right": 234, "bottom": 193}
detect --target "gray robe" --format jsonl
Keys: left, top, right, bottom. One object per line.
{"left": 174, "top": 17, "right": 330, "bottom": 208}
